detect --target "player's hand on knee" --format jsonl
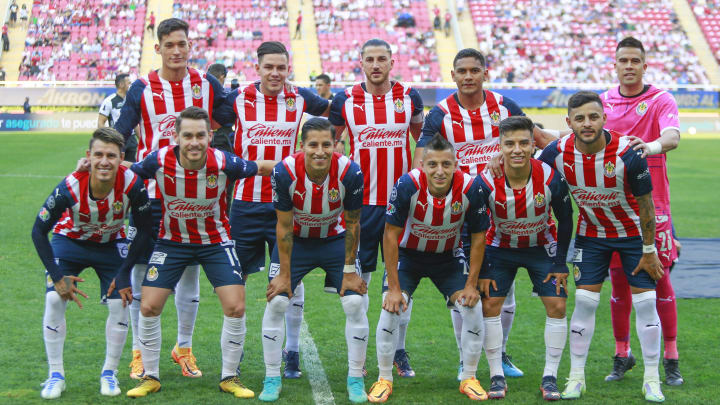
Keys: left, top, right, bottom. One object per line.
{"left": 382, "top": 289, "right": 406, "bottom": 314}
{"left": 267, "top": 274, "right": 292, "bottom": 301}
{"left": 54, "top": 276, "right": 88, "bottom": 308}
{"left": 632, "top": 254, "right": 664, "bottom": 281}
{"left": 457, "top": 285, "right": 480, "bottom": 308}
{"left": 76, "top": 157, "right": 90, "bottom": 172}
{"left": 340, "top": 272, "right": 367, "bottom": 297}
{"left": 544, "top": 272, "right": 568, "bottom": 296}
{"left": 478, "top": 278, "right": 496, "bottom": 299}
{"left": 487, "top": 153, "right": 504, "bottom": 178}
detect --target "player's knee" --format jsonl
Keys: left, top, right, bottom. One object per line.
{"left": 267, "top": 295, "right": 290, "bottom": 315}
{"left": 140, "top": 300, "right": 162, "bottom": 317}
{"left": 340, "top": 294, "right": 364, "bottom": 319}
{"left": 482, "top": 297, "right": 503, "bottom": 317}
{"left": 224, "top": 302, "right": 246, "bottom": 318}
{"left": 545, "top": 299, "right": 566, "bottom": 319}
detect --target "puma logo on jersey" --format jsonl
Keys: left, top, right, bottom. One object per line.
{"left": 416, "top": 201, "right": 428, "bottom": 210}
{"left": 152, "top": 91, "right": 164, "bottom": 100}
{"left": 495, "top": 201, "right": 506, "bottom": 210}
{"left": 244, "top": 99, "right": 255, "bottom": 108}
{"left": 164, "top": 174, "right": 175, "bottom": 183}
{"left": 657, "top": 296, "right": 673, "bottom": 302}
{"left": 293, "top": 190, "right": 305, "bottom": 199}
{"left": 605, "top": 103, "right": 614, "bottom": 112}
{"left": 661, "top": 253, "right": 670, "bottom": 260}
{"left": 353, "top": 103, "right": 365, "bottom": 111}
{"left": 452, "top": 119, "right": 464, "bottom": 127}
{"left": 564, "top": 162, "right": 575, "bottom": 172}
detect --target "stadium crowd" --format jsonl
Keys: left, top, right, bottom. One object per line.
{"left": 689, "top": 0, "right": 720, "bottom": 63}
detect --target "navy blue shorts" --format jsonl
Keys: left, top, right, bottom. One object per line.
{"left": 570, "top": 235, "right": 655, "bottom": 289}
{"left": 45, "top": 234, "right": 127, "bottom": 301}
{"left": 358, "top": 205, "right": 386, "bottom": 273}
{"left": 382, "top": 248, "right": 468, "bottom": 304}
{"left": 142, "top": 239, "right": 245, "bottom": 289}
{"left": 268, "top": 234, "right": 360, "bottom": 296}
{"left": 127, "top": 198, "right": 163, "bottom": 264}
{"left": 486, "top": 245, "right": 567, "bottom": 298}
{"left": 230, "top": 201, "right": 276, "bottom": 275}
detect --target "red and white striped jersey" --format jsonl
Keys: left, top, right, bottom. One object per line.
{"left": 131, "top": 146, "right": 259, "bottom": 244}
{"left": 419, "top": 90, "right": 525, "bottom": 177}
{"left": 329, "top": 82, "right": 424, "bottom": 206}
{"left": 479, "top": 160, "right": 568, "bottom": 248}
{"left": 117, "top": 68, "right": 224, "bottom": 198}
{"left": 52, "top": 166, "right": 143, "bottom": 243}
{"left": 539, "top": 131, "right": 653, "bottom": 239}
{"left": 232, "top": 82, "right": 329, "bottom": 203}
{"left": 272, "top": 152, "right": 364, "bottom": 238}
{"left": 386, "top": 169, "right": 489, "bottom": 253}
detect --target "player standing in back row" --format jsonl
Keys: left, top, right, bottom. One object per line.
{"left": 114, "top": 18, "right": 230, "bottom": 380}
{"left": 329, "top": 38, "right": 424, "bottom": 378}
{"left": 601, "top": 37, "right": 683, "bottom": 386}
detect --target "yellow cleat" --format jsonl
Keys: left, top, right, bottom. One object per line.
{"left": 129, "top": 350, "right": 145, "bottom": 380}
{"left": 171, "top": 343, "right": 202, "bottom": 378}
{"left": 219, "top": 376, "right": 255, "bottom": 398}
{"left": 367, "top": 378, "right": 393, "bottom": 403}
{"left": 126, "top": 376, "right": 161, "bottom": 398}
{"left": 460, "top": 377, "right": 488, "bottom": 401}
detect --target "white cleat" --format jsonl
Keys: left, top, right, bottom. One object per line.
{"left": 40, "top": 372, "right": 66, "bottom": 399}
{"left": 643, "top": 379, "right": 665, "bottom": 403}
{"left": 100, "top": 370, "right": 121, "bottom": 396}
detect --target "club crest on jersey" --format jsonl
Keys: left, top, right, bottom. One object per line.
{"left": 534, "top": 193, "right": 546, "bottom": 208}
{"left": 39, "top": 207, "right": 50, "bottom": 221}
{"left": 604, "top": 161, "right": 616, "bottom": 178}
{"left": 285, "top": 97, "right": 296, "bottom": 112}
{"left": 191, "top": 84, "right": 202, "bottom": 100}
{"left": 451, "top": 201, "right": 462, "bottom": 214}
{"left": 490, "top": 111, "right": 501, "bottom": 126}
{"left": 387, "top": 203, "right": 396, "bottom": 215}
{"left": 112, "top": 201, "right": 123, "bottom": 214}
{"left": 146, "top": 266, "right": 159, "bottom": 281}
{"left": 46, "top": 274, "right": 54, "bottom": 288}
{"left": 328, "top": 188, "right": 340, "bottom": 203}
{"left": 636, "top": 101, "right": 648, "bottom": 116}
{"left": 393, "top": 98, "right": 404, "bottom": 113}
{"left": 46, "top": 195, "right": 55, "bottom": 209}
{"left": 207, "top": 174, "right": 218, "bottom": 188}
{"left": 573, "top": 265, "right": 581, "bottom": 281}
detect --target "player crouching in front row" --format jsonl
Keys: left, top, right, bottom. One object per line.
{"left": 478, "top": 116, "right": 573, "bottom": 400}
{"left": 368, "top": 134, "right": 491, "bottom": 402}
{"left": 32, "top": 128, "right": 154, "bottom": 399}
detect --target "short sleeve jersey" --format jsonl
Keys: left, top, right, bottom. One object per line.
{"left": 99, "top": 93, "right": 125, "bottom": 127}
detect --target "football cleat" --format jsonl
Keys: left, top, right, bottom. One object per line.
{"left": 393, "top": 349, "right": 416, "bottom": 378}
{"left": 219, "top": 376, "right": 254, "bottom": 398}
{"left": 663, "top": 358, "right": 684, "bottom": 386}
{"left": 457, "top": 361, "right": 463, "bottom": 382}
{"left": 283, "top": 350, "right": 302, "bottom": 379}
{"left": 488, "top": 375, "right": 507, "bottom": 399}
{"left": 347, "top": 376, "right": 367, "bottom": 403}
{"left": 502, "top": 352, "right": 524, "bottom": 377}
{"left": 459, "top": 377, "right": 488, "bottom": 401}
{"left": 605, "top": 351, "right": 636, "bottom": 381}
{"left": 324, "top": 273, "right": 338, "bottom": 293}
{"left": 126, "top": 375, "right": 161, "bottom": 398}
{"left": 561, "top": 377, "right": 586, "bottom": 400}
{"left": 129, "top": 349, "right": 145, "bottom": 380}
{"left": 258, "top": 376, "right": 282, "bottom": 402}
{"left": 367, "top": 378, "right": 393, "bottom": 403}
{"left": 643, "top": 379, "right": 665, "bottom": 403}
{"left": 100, "top": 370, "right": 121, "bottom": 396}
{"left": 171, "top": 343, "right": 202, "bottom": 378}
{"left": 540, "top": 375, "right": 561, "bottom": 401}
{"left": 40, "top": 372, "right": 66, "bottom": 399}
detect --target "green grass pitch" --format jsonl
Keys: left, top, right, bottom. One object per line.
{"left": 0, "top": 133, "right": 718, "bottom": 404}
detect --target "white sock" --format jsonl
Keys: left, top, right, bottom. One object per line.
{"left": 483, "top": 315, "right": 503, "bottom": 377}
{"left": 361, "top": 272, "right": 371, "bottom": 313}
{"left": 262, "top": 295, "right": 289, "bottom": 377}
{"left": 456, "top": 301, "right": 484, "bottom": 381}
{"left": 221, "top": 315, "right": 246, "bottom": 379}
{"left": 43, "top": 291, "right": 67, "bottom": 376}
{"left": 375, "top": 303, "right": 401, "bottom": 381}
{"left": 285, "top": 282, "right": 304, "bottom": 353}
{"left": 342, "top": 294, "right": 369, "bottom": 377}
{"left": 543, "top": 316, "right": 567, "bottom": 377}
{"left": 396, "top": 299, "right": 412, "bottom": 351}
{"left": 139, "top": 314, "right": 162, "bottom": 378}
{"left": 103, "top": 299, "right": 129, "bottom": 372}
{"left": 501, "top": 282, "right": 516, "bottom": 353}
{"left": 129, "top": 264, "right": 145, "bottom": 351}
{"left": 633, "top": 291, "right": 661, "bottom": 381}
{"left": 175, "top": 265, "right": 200, "bottom": 348}
{"left": 568, "top": 289, "right": 600, "bottom": 378}
{"left": 450, "top": 307, "right": 463, "bottom": 361}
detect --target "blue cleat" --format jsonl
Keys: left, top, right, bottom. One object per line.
{"left": 347, "top": 376, "right": 367, "bottom": 403}
{"left": 283, "top": 350, "right": 302, "bottom": 379}
{"left": 393, "top": 349, "right": 415, "bottom": 378}
{"left": 502, "top": 352, "right": 524, "bottom": 377}
{"left": 259, "top": 376, "right": 282, "bottom": 402}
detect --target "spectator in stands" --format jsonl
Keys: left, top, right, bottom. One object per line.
{"left": 19, "top": 4, "right": 29, "bottom": 26}
{"left": 146, "top": 11, "right": 155, "bottom": 35}
{"left": 9, "top": 1, "right": 18, "bottom": 27}
{"left": 23, "top": 97, "right": 31, "bottom": 114}
{"left": 294, "top": 10, "right": 302, "bottom": 39}
{"left": 230, "top": 78, "right": 240, "bottom": 90}
{"left": 2, "top": 24, "right": 9, "bottom": 52}
{"left": 314, "top": 73, "right": 333, "bottom": 100}
{"left": 0, "top": 66, "right": 6, "bottom": 81}
{"left": 444, "top": 9, "right": 451, "bottom": 37}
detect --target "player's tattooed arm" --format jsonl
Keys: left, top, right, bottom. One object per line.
{"left": 632, "top": 192, "right": 664, "bottom": 280}
{"left": 343, "top": 208, "right": 361, "bottom": 265}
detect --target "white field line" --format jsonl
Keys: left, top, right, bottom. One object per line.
{"left": 0, "top": 174, "right": 64, "bottom": 179}
{"left": 300, "top": 318, "right": 336, "bottom": 405}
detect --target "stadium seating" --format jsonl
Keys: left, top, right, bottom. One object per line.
{"left": 173, "top": 0, "right": 290, "bottom": 81}
{"left": 468, "top": 0, "right": 710, "bottom": 85}
{"left": 689, "top": 0, "right": 720, "bottom": 63}
{"left": 19, "top": 0, "right": 146, "bottom": 81}
{"left": 313, "top": 0, "right": 441, "bottom": 83}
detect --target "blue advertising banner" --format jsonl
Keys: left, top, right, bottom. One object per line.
{"left": 0, "top": 112, "right": 98, "bottom": 132}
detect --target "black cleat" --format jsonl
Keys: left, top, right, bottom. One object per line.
{"left": 540, "top": 375, "right": 561, "bottom": 401}
{"left": 605, "top": 351, "right": 636, "bottom": 381}
{"left": 663, "top": 358, "right": 684, "bottom": 386}
{"left": 488, "top": 375, "right": 507, "bottom": 399}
